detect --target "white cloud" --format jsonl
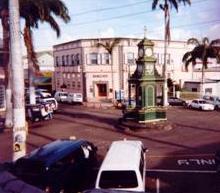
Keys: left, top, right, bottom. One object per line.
{"left": 100, "top": 27, "right": 115, "bottom": 38}
{"left": 171, "top": 28, "right": 194, "bottom": 41}
{"left": 207, "top": 24, "right": 220, "bottom": 40}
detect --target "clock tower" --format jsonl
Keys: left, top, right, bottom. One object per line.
{"left": 125, "top": 36, "right": 167, "bottom": 123}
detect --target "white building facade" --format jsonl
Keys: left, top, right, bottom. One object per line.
{"left": 53, "top": 37, "right": 220, "bottom": 102}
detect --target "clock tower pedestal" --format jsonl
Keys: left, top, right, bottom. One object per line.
{"left": 123, "top": 37, "right": 167, "bottom": 124}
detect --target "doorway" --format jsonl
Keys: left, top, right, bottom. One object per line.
{"left": 96, "top": 83, "right": 107, "bottom": 97}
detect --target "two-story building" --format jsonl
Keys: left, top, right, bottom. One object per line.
{"left": 53, "top": 37, "right": 220, "bottom": 102}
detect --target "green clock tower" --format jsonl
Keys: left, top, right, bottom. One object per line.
{"left": 125, "top": 36, "right": 167, "bottom": 123}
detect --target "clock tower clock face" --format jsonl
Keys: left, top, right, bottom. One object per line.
{"left": 146, "top": 64, "right": 154, "bottom": 74}
{"left": 145, "top": 48, "right": 153, "bottom": 57}
{"left": 138, "top": 48, "right": 144, "bottom": 58}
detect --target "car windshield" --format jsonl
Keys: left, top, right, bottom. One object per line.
{"left": 199, "top": 100, "right": 207, "bottom": 104}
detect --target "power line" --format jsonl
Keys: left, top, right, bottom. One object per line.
{"left": 71, "top": 0, "right": 150, "bottom": 16}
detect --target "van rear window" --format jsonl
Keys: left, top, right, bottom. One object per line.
{"left": 99, "top": 171, "right": 138, "bottom": 189}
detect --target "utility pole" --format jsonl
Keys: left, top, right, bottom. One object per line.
{"left": 9, "top": 0, "right": 27, "bottom": 161}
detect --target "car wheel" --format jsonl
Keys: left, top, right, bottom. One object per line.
{"left": 215, "top": 105, "right": 219, "bottom": 110}
{"left": 189, "top": 105, "right": 192, "bottom": 109}
{"left": 199, "top": 106, "right": 202, "bottom": 111}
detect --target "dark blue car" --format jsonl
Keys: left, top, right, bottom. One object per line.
{"left": 10, "top": 139, "right": 98, "bottom": 193}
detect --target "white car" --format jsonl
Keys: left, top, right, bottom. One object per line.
{"left": 189, "top": 99, "right": 215, "bottom": 111}
{"left": 67, "top": 93, "right": 83, "bottom": 104}
{"left": 54, "top": 91, "right": 68, "bottom": 103}
{"left": 203, "top": 95, "right": 220, "bottom": 110}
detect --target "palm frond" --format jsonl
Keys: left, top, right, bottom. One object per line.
{"left": 23, "top": 26, "right": 39, "bottom": 71}
{"left": 42, "top": 15, "right": 60, "bottom": 37}
{"left": 182, "top": 51, "right": 191, "bottom": 62}
{"left": 178, "top": 0, "right": 191, "bottom": 6}
{"left": 210, "top": 39, "right": 220, "bottom": 46}
{"left": 187, "top": 38, "right": 200, "bottom": 46}
{"left": 202, "top": 37, "right": 209, "bottom": 45}
{"left": 152, "top": 0, "right": 159, "bottom": 10}
{"left": 168, "top": 0, "right": 178, "bottom": 11}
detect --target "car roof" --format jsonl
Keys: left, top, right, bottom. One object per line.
{"left": 100, "top": 140, "right": 143, "bottom": 170}
{"left": 25, "top": 139, "right": 88, "bottom": 167}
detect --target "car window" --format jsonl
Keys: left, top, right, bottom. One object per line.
{"left": 99, "top": 171, "right": 138, "bottom": 189}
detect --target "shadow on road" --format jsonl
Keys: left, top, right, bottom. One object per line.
{"left": 147, "top": 142, "right": 220, "bottom": 193}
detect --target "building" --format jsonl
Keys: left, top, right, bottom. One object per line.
{"left": 53, "top": 37, "right": 220, "bottom": 102}
{"left": 0, "top": 39, "right": 6, "bottom": 110}
{"left": 23, "top": 50, "right": 54, "bottom": 90}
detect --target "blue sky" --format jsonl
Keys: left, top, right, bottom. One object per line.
{"left": 6, "top": 0, "right": 220, "bottom": 51}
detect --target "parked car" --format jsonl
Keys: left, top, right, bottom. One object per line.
{"left": 37, "top": 97, "right": 58, "bottom": 112}
{"left": 36, "top": 89, "right": 52, "bottom": 98}
{"left": 203, "top": 95, "right": 220, "bottom": 110}
{"left": 26, "top": 102, "right": 53, "bottom": 122}
{"left": 54, "top": 91, "right": 68, "bottom": 103}
{"left": 168, "top": 97, "right": 185, "bottom": 106}
{"left": 215, "top": 150, "right": 220, "bottom": 172}
{"left": 67, "top": 93, "right": 83, "bottom": 104}
{"left": 121, "top": 99, "right": 136, "bottom": 109}
{"left": 188, "top": 99, "right": 215, "bottom": 111}
{"left": 95, "top": 140, "right": 147, "bottom": 192}
{"left": 8, "top": 139, "right": 98, "bottom": 193}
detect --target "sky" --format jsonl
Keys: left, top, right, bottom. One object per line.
{"left": 1, "top": 0, "right": 220, "bottom": 52}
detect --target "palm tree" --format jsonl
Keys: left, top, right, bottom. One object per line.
{"left": 182, "top": 37, "right": 220, "bottom": 96}
{"left": 97, "top": 38, "right": 121, "bottom": 100}
{"left": 20, "top": 0, "right": 70, "bottom": 105}
{"left": 0, "top": 0, "right": 70, "bottom": 127}
{"left": 1, "top": 0, "right": 70, "bottom": 160}
{"left": 152, "top": 0, "right": 191, "bottom": 105}
{"left": 9, "top": 0, "right": 26, "bottom": 161}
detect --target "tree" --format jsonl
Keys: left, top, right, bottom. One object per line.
{"left": 20, "top": 0, "right": 70, "bottom": 105}
{"left": 152, "top": 0, "right": 191, "bottom": 106}
{"left": 0, "top": 0, "right": 70, "bottom": 128}
{"left": 9, "top": 0, "right": 26, "bottom": 161}
{"left": 182, "top": 37, "right": 220, "bottom": 95}
{"left": 97, "top": 38, "right": 121, "bottom": 100}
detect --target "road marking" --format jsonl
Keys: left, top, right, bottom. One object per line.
{"left": 177, "top": 158, "right": 215, "bottom": 166}
{"left": 156, "top": 178, "right": 160, "bottom": 193}
{"left": 149, "top": 153, "right": 215, "bottom": 158}
{"left": 146, "top": 169, "right": 216, "bottom": 174}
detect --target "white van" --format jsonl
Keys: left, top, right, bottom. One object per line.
{"left": 95, "top": 140, "right": 146, "bottom": 192}
{"left": 54, "top": 91, "right": 68, "bottom": 103}
{"left": 67, "top": 93, "right": 83, "bottom": 104}
{"left": 203, "top": 95, "right": 220, "bottom": 110}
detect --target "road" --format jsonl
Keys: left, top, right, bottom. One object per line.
{"left": 1, "top": 104, "right": 220, "bottom": 193}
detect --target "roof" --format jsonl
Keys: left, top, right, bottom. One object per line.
{"left": 100, "top": 140, "right": 143, "bottom": 170}
{"left": 53, "top": 37, "right": 187, "bottom": 48}
{"left": 26, "top": 139, "right": 86, "bottom": 167}
{"left": 185, "top": 79, "right": 220, "bottom": 84}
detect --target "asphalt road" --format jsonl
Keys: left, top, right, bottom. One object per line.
{"left": 1, "top": 104, "right": 220, "bottom": 193}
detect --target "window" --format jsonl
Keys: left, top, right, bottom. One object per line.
{"left": 55, "top": 56, "right": 59, "bottom": 66}
{"left": 103, "top": 53, "right": 110, "bottom": 64}
{"left": 66, "top": 55, "right": 69, "bottom": 66}
{"left": 71, "top": 55, "right": 75, "bottom": 65}
{"left": 62, "top": 56, "right": 65, "bottom": 66}
{"left": 99, "top": 171, "right": 138, "bottom": 188}
{"left": 77, "top": 82, "right": 81, "bottom": 88}
{"left": 72, "top": 81, "right": 76, "bottom": 88}
{"left": 127, "top": 52, "right": 134, "bottom": 65}
{"left": 75, "top": 54, "right": 80, "bottom": 65}
{"left": 90, "top": 53, "right": 98, "bottom": 65}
